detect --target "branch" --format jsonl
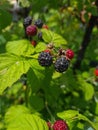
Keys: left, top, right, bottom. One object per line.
{"left": 73, "top": 15, "right": 98, "bottom": 70}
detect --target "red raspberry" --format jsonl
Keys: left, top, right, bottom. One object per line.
{"left": 42, "top": 24, "right": 49, "bottom": 29}
{"left": 31, "top": 40, "right": 37, "bottom": 47}
{"left": 66, "top": 49, "right": 74, "bottom": 59}
{"left": 26, "top": 25, "right": 37, "bottom": 36}
{"left": 94, "top": 69, "right": 98, "bottom": 76}
{"left": 53, "top": 120, "right": 68, "bottom": 130}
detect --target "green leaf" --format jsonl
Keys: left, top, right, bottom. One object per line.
{"left": 29, "top": 95, "right": 44, "bottom": 111}
{"left": 27, "top": 67, "right": 45, "bottom": 93}
{"left": 18, "top": 0, "right": 30, "bottom": 7}
{"left": 42, "top": 29, "right": 67, "bottom": 47}
{"left": 57, "top": 110, "right": 79, "bottom": 120}
{"left": 5, "top": 105, "right": 48, "bottom": 130}
{"left": 0, "top": 53, "right": 31, "bottom": 94}
{"left": 35, "top": 42, "right": 46, "bottom": 53}
{"left": 82, "top": 82, "right": 94, "bottom": 101}
{"left": 0, "top": 9, "right": 12, "bottom": 30}
{"left": 6, "top": 40, "right": 34, "bottom": 56}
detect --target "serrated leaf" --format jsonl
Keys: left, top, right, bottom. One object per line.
{"left": 35, "top": 42, "right": 46, "bottom": 53}
{"left": 6, "top": 40, "right": 34, "bottom": 56}
{"left": 57, "top": 110, "right": 79, "bottom": 120}
{"left": 0, "top": 53, "right": 31, "bottom": 94}
{"left": 83, "top": 83, "right": 94, "bottom": 101}
{"left": 42, "top": 29, "right": 67, "bottom": 47}
{"left": 77, "top": 75, "right": 94, "bottom": 101}
{"left": 27, "top": 67, "right": 45, "bottom": 93}
{"left": 78, "top": 114, "right": 98, "bottom": 130}
{"left": 5, "top": 105, "right": 48, "bottom": 130}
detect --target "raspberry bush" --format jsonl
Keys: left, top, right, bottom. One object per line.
{"left": 0, "top": 0, "right": 98, "bottom": 130}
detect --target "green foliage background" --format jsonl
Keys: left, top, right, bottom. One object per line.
{"left": 0, "top": 0, "right": 98, "bottom": 130}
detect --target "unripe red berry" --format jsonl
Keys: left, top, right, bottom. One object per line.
{"left": 26, "top": 25, "right": 37, "bottom": 36}
{"left": 53, "top": 120, "right": 68, "bottom": 130}
{"left": 44, "top": 49, "right": 51, "bottom": 53}
{"left": 94, "top": 69, "right": 98, "bottom": 76}
{"left": 47, "top": 122, "right": 52, "bottom": 129}
{"left": 42, "top": 24, "right": 49, "bottom": 29}
{"left": 66, "top": 49, "right": 74, "bottom": 59}
{"left": 31, "top": 40, "right": 37, "bottom": 47}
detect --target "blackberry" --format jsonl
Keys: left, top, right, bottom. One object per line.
{"left": 54, "top": 57, "right": 70, "bottom": 73}
{"left": 34, "top": 19, "right": 43, "bottom": 28}
{"left": 53, "top": 120, "right": 68, "bottom": 130}
{"left": 38, "top": 52, "right": 53, "bottom": 67}
{"left": 23, "top": 16, "right": 32, "bottom": 28}
{"left": 26, "top": 25, "right": 37, "bottom": 36}
{"left": 38, "top": 32, "right": 43, "bottom": 40}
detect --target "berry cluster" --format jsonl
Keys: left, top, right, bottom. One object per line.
{"left": 47, "top": 120, "right": 68, "bottom": 130}
{"left": 23, "top": 16, "right": 74, "bottom": 73}
{"left": 23, "top": 16, "right": 48, "bottom": 47}
{"left": 38, "top": 44, "right": 74, "bottom": 73}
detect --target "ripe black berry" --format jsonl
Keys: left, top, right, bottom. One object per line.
{"left": 38, "top": 52, "right": 53, "bottom": 67}
{"left": 54, "top": 57, "right": 70, "bottom": 73}
{"left": 26, "top": 25, "right": 37, "bottom": 36}
{"left": 34, "top": 19, "right": 43, "bottom": 28}
{"left": 23, "top": 16, "right": 32, "bottom": 28}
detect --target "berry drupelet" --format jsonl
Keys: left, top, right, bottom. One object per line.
{"left": 38, "top": 51, "right": 53, "bottom": 67}
{"left": 34, "top": 19, "right": 43, "bottom": 28}
{"left": 54, "top": 57, "right": 70, "bottom": 73}
{"left": 53, "top": 120, "right": 68, "bottom": 130}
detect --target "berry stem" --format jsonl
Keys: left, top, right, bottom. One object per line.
{"left": 45, "top": 101, "right": 55, "bottom": 122}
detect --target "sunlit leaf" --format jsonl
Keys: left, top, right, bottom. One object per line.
{"left": 6, "top": 40, "right": 34, "bottom": 56}
{"left": 5, "top": 105, "right": 48, "bottom": 130}
{"left": 0, "top": 53, "right": 31, "bottom": 94}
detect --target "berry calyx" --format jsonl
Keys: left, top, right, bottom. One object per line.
{"left": 38, "top": 51, "right": 53, "bottom": 67}
{"left": 23, "top": 16, "right": 32, "bottom": 28}
{"left": 53, "top": 120, "right": 68, "bottom": 130}
{"left": 94, "top": 69, "right": 98, "bottom": 76}
{"left": 42, "top": 24, "right": 49, "bottom": 29}
{"left": 54, "top": 57, "right": 70, "bottom": 73}
{"left": 31, "top": 40, "right": 37, "bottom": 47}
{"left": 34, "top": 19, "right": 43, "bottom": 28}
{"left": 65, "top": 49, "right": 74, "bottom": 59}
{"left": 26, "top": 25, "right": 37, "bottom": 36}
